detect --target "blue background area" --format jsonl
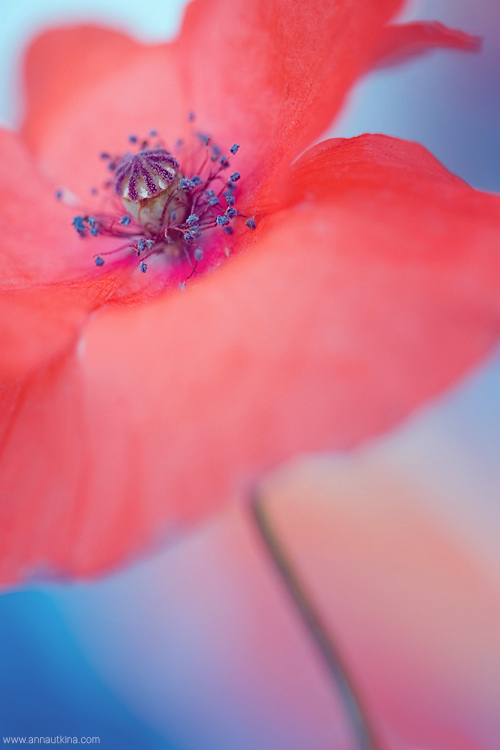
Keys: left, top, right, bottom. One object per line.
{"left": 0, "top": 0, "right": 499, "bottom": 746}
{"left": 0, "top": 591, "right": 174, "bottom": 745}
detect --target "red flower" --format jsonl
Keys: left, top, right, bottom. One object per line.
{"left": 1, "top": 0, "right": 499, "bottom": 585}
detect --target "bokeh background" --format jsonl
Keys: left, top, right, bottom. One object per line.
{"left": 0, "top": 0, "right": 499, "bottom": 748}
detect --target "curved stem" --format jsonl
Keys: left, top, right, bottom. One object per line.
{"left": 251, "top": 492, "right": 382, "bottom": 750}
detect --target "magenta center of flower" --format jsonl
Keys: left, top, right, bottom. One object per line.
{"left": 67, "top": 124, "right": 256, "bottom": 286}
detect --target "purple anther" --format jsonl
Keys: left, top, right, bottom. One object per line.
{"left": 187, "top": 214, "right": 199, "bottom": 226}
{"left": 226, "top": 207, "right": 237, "bottom": 219}
{"left": 225, "top": 195, "right": 235, "bottom": 206}
{"left": 216, "top": 215, "right": 229, "bottom": 227}
{"left": 120, "top": 215, "right": 131, "bottom": 226}
{"left": 230, "top": 172, "right": 241, "bottom": 182}
{"left": 246, "top": 218, "right": 256, "bottom": 230}
{"left": 223, "top": 226, "right": 234, "bottom": 235}
{"left": 230, "top": 144, "right": 240, "bottom": 155}
{"left": 194, "top": 248, "right": 204, "bottom": 261}
{"left": 140, "top": 261, "right": 148, "bottom": 273}
{"left": 94, "top": 256, "right": 105, "bottom": 266}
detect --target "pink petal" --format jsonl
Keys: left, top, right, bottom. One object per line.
{"left": 1, "top": 134, "right": 500, "bottom": 583}
{"left": 0, "top": 127, "right": 168, "bottom": 380}
{"left": 368, "top": 21, "right": 481, "bottom": 71}
{"left": 20, "top": 0, "right": 404, "bottom": 201}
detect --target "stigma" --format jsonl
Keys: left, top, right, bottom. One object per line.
{"left": 114, "top": 148, "right": 187, "bottom": 228}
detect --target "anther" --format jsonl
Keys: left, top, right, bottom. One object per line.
{"left": 216, "top": 215, "right": 229, "bottom": 227}
{"left": 120, "top": 215, "right": 131, "bottom": 226}
{"left": 230, "top": 144, "right": 240, "bottom": 155}
{"left": 246, "top": 218, "right": 256, "bottom": 230}
{"left": 226, "top": 207, "right": 237, "bottom": 219}
{"left": 140, "top": 261, "right": 148, "bottom": 273}
{"left": 230, "top": 172, "right": 241, "bottom": 182}
{"left": 94, "top": 256, "right": 105, "bottom": 266}
{"left": 72, "top": 216, "right": 86, "bottom": 236}
{"left": 194, "top": 248, "right": 204, "bottom": 261}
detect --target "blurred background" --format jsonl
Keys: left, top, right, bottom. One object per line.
{"left": 0, "top": 0, "right": 499, "bottom": 748}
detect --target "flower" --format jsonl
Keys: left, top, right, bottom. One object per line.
{"left": 1, "top": 0, "right": 500, "bottom": 585}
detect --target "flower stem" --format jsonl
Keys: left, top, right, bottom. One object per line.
{"left": 250, "top": 492, "right": 381, "bottom": 750}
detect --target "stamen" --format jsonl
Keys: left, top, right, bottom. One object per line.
{"left": 71, "top": 128, "right": 248, "bottom": 285}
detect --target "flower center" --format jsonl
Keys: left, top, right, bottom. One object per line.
{"left": 66, "top": 125, "right": 256, "bottom": 286}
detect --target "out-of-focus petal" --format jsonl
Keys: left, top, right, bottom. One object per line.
{"left": 0, "top": 128, "right": 171, "bottom": 380}
{"left": 368, "top": 21, "right": 481, "bottom": 71}
{"left": 259, "top": 455, "right": 500, "bottom": 750}
{"left": 0, "top": 127, "right": 104, "bottom": 287}
{"left": 2, "top": 134, "right": 500, "bottom": 582}
{"left": 21, "top": 25, "right": 186, "bottom": 199}
{"left": 21, "top": 25, "right": 140, "bottom": 163}
{"left": 20, "top": 0, "right": 404, "bottom": 202}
